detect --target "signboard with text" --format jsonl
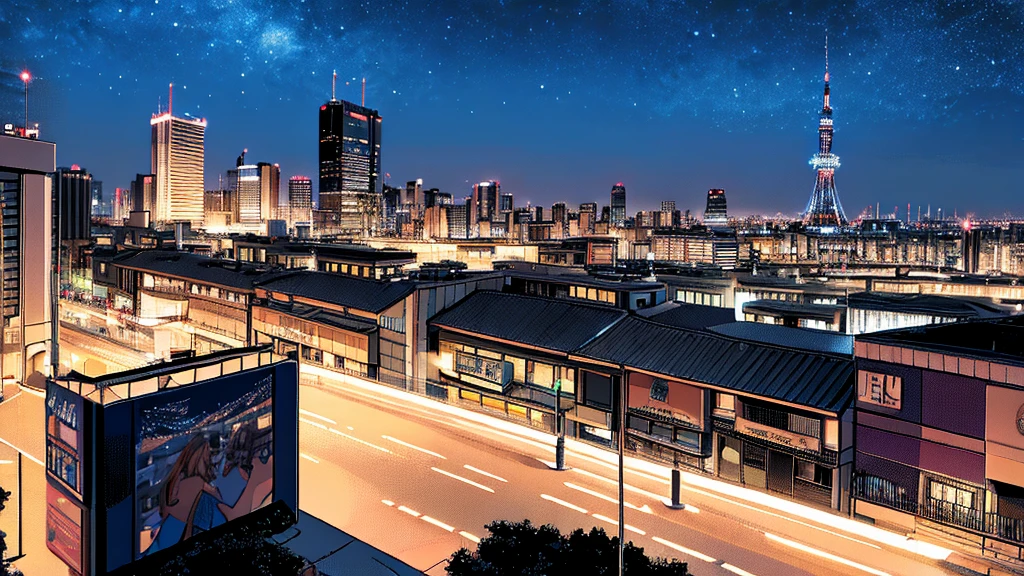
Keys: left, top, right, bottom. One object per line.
{"left": 734, "top": 416, "right": 820, "bottom": 453}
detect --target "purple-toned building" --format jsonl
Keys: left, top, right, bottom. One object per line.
{"left": 853, "top": 318, "right": 1024, "bottom": 560}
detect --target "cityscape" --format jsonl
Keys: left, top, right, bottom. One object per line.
{"left": 2, "top": 2, "right": 1024, "bottom": 576}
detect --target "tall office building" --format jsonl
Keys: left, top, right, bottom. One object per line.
{"left": 319, "top": 91, "right": 382, "bottom": 233}
{"left": 288, "top": 176, "right": 313, "bottom": 229}
{"left": 0, "top": 133, "right": 55, "bottom": 388}
{"left": 447, "top": 203, "right": 469, "bottom": 239}
{"left": 704, "top": 189, "right": 728, "bottom": 226}
{"left": 552, "top": 202, "right": 567, "bottom": 225}
{"left": 131, "top": 173, "right": 156, "bottom": 215}
{"left": 579, "top": 202, "right": 597, "bottom": 235}
{"left": 471, "top": 180, "right": 500, "bottom": 236}
{"left": 151, "top": 89, "right": 206, "bottom": 226}
{"left": 235, "top": 162, "right": 280, "bottom": 230}
{"left": 54, "top": 165, "right": 92, "bottom": 241}
{"left": 610, "top": 183, "right": 626, "bottom": 227}
{"left": 499, "top": 192, "right": 514, "bottom": 214}
{"left": 90, "top": 180, "right": 104, "bottom": 217}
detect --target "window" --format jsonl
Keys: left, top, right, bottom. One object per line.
{"left": 796, "top": 460, "right": 833, "bottom": 487}
{"left": 649, "top": 379, "right": 669, "bottom": 402}
{"left": 508, "top": 355, "right": 526, "bottom": 383}
{"left": 301, "top": 347, "right": 323, "bottom": 365}
{"left": 99, "top": 263, "right": 107, "bottom": 274}
{"left": 527, "top": 361, "right": 554, "bottom": 388}
{"left": 674, "top": 429, "right": 700, "bottom": 451}
{"left": 556, "top": 366, "right": 576, "bottom": 394}
{"left": 582, "top": 372, "right": 613, "bottom": 410}
{"left": 379, "top": 315, "right": 406, "bottom": 333}
{"left": 650, "top": 423, "right": 672, "bottom": 440}
{"left": 929, "top": 480, "right": 974, "bottom": 509}
{"left": 788, "top": 414, "right": 821, "bottom": 438}
{"left": 628, "top": 415, "right": 649, "bottom": 433}
{"left": 858, "top": 371, "right": 902, "bottom": 410}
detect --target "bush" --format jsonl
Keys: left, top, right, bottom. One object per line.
{"left": 446, "top": 519, "right": 689, "bottom": 576}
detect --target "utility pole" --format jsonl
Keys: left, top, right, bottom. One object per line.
{"left": 617, "top": 371, "right": 625, "bottom": 576}
{"left": 554, "top": 379, "right": 566, "bottom": 470}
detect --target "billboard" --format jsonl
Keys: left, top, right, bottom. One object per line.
{"left": 134, "top": 370, "right": 275, "bottom": 558}
{"left": 46, "top": 482, "right": 84, "bottom": 574}
{"left": 46, "top": 385, "right": 85, "bottom": 498}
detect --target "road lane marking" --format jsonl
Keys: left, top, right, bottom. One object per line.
{"left": 572, "top": 468, "right": 700, "bottom": 514}
{"left": 299, "top": 408, "right": 337, "bottom": 425}
{"left": 651, "top": 536, "right": 717, "bottom": 563}
{"left": 299, "top": 453, "right": 320, "bottom": 464}
{"left": 764, "top": 533, "right": 890, "bottom": 576}
{"left": 381, "top": 500, "right": 395, "bottom": 507}
{"left": 431, "top": 467, "right": 495, "bottom": 493}
{"left": 382, "top": 435, "right": 446, "bottom": 459}
{"left": 0, "top": 437, "right": 43, "bottom": 467}
{"left": 459, "top": 531, "right": 481, "bottom": 543}
{"left": 464, "top": 464, "right": 508, "bottom": 483}
{"left": 591, "top": 513, "right": 646, "bottom": 535}
{"left": 398, "top": 505, "right": 421, "bottom": 517}
{"left": 721, "top": 563, "right": 758, "bottom": 576}
{"left": 421, "top": 515, "right": 455, "bottom": 532}
{"left": 541, "top": 494, "right": 588, "bottom": 514}
{"left": 0, "top": 460, "right": 13, "bottom": 465}
{"left": 563, "top": 482, "right": 652, "bottom": 513}
{"left": 328, "top": 428, "right": 392, "bottom": 453}
{"left": 299, "top": 417, "right": 328, "bottom": 430}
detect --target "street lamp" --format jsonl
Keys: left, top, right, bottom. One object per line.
{"left": 20, "top": 70, "right": 30, "bottom": 130}
{"left": 554, "top": 379, "right": 566, "bottom": 471}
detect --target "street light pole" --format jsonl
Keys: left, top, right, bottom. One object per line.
{"left": 554, "top": 379, "right": 566, "bottom": 471}
{"left": 618, "top": 371, "right": 625, "bottom": 576}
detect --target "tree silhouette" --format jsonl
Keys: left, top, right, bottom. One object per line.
{"left": 446, "top": 519, "right": 689, "bottom": 576}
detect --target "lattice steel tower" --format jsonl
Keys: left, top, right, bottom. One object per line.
{"left": 803, "top": 36, "right": 847, "bottom": 228}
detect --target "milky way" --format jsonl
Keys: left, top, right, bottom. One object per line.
{"left": 1, "top": 1, "right": 1022, "bottom": 217}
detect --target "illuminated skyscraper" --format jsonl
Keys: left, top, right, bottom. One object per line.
{"left": 318, "top": 79, "right": 382, "bottom": 233}
{"left": 288, "top": 175, "right": 313, "bottom": 229}
{"left": 235, "top": 162, "right": 280, "bottom": 230}
{"left": 704, "top": 189, "right": 728, "bottom": 226}
{"left": 803, "top": 38, "right": 847, "bottom": 228}
{"left": 150, "top": 85, "right": 206, "bottom": 226}
{"left": 610, "top": 183, "right": 626, "bottom": 227}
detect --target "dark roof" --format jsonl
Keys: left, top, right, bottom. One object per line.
{"left": 858, "top": 315, "right": 1024, "bottom": 365}
{"left": 506, "top": 270, "right": 664, "bottom": 292}
{"left": 742, "top": 299, "right": 845, "bottom": 322}
{"left": 577, "top": 317, "right": 853, "bottom": 413}
{"left": 265, "top": 301, "right": 377, "bottom": 333}
{"left": 430, "top": 291, "right": 627, "bottom": 353}
{"left": 709, "top": 322, "right": 854, "bottom": 356}
{"left": 638, "top": 302, "right": 737, "bottom": 330}
{"left": 314, "top": 243, "right": 416, "bottom": 263}
{"left": 111, "top": 250, "right": 285, "bottom": 290}
{"left": 257, "top": 271, "right": 417, "bottom": 314}
{"left": 847, "top": 291, "right": 1008, "bottom": 317}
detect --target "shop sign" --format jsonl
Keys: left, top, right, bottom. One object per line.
{"left": 735, "top": 416, "right": 820, "bottom": 453}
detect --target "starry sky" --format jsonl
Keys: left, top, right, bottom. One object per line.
{"left": 1, "top": 0, "right": 1022, "bottom": 219}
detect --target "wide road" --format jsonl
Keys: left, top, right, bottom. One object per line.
{"left": 297, "top": 368, "right": 959, "bottom": 576}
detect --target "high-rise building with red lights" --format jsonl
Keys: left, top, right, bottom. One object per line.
{"left": 704, "top": 188, "right": 728, "bottom": 226}
{"left": 318, "top": 94, "right": 382, "bottom": 234}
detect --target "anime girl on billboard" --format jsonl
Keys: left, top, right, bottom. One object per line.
{"left": 217, "top": 419, "right": 274, "bottom": 522}
{"left": 143, "top": 434, "right": 225, "bottom": 555}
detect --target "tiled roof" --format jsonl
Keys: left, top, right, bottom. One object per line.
{"left": 429, "top": 291, "right": 627, "bottom": 353}
{"left": 111, "top": 250, "right": 285, "bottom": 290}
{"left": 256, "top": 271, "right": 416, "bottom": 314}
{"left": 577, "top": 316, "right": 853, "bottom": 413}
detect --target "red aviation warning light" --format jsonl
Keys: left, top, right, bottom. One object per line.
{"left": 20, "top": 70, "right": 31, "bottom": 83}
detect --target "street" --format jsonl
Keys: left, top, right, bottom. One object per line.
{"left": 296, "top": 367, "right": 958, "bottom": 576}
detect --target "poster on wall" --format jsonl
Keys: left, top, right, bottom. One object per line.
{"left": 46, "top": 482, "right": 84, "bottom": 574}
{"left": 134, "top": 371, "right": 275, "bottom": 558}
{"left": 46, "top": 385, "right": 85, "bottom": 498}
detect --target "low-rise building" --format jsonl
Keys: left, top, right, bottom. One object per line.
{"left": 853, "top": 318, "right": 1024, "bottom": 557}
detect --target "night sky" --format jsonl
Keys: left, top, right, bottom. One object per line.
{"left": 1, "top": 1, "right": 1022, "bottom": 219}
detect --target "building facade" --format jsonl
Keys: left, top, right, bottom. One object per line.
{"left": 704, "top": 189, "right": 728, "bottom": 226}
{"left": 610, "top": 183, "right": 626, "bottom": 227}
{"left": 54, "top": 165, "right": 93, "bottom": 241}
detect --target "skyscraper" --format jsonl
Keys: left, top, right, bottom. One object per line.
{"left": 610, "top": 183, "right": 626, "bottom": 227}
{"left": 318, "top": 82, "right": 382, "bottom": 233}
{"left": 471, "top": 180, "right": 500, "bottom": 236}
{"left": 54, "top": 165, "right": 92, "bottom": 241}
{"left": 704, "top": 189, "right": 728, "bottom": 226}
{"left": 288, "top": 176, "right": 313, "bottom": 229}
{"left": 131, "top": 173, "right": 156, "bottom": 215}
{"left": 235, "top": 162, "right": 279, "bottom": 230}
{"left": 803, "top": 38, "right": 847, "bottom": 228}
{"left": 579, "top": 202, "right": 597, "bottom": 235}
{"left": 90, "top": 180, "right": 104, "bottom": 217}
{"left": 151, "top": 86, "right": 206, "bottom": 226}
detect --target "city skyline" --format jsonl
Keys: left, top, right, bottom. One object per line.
{"left": 1, "top": 1, "right": 1021, "bottom": 218}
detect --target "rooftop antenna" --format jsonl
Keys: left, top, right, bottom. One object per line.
{"left": 169, "top": 83, "right": 173, "bottom": 116}
{"left": 362, "top": 77, "right": 366, "bottom": 107}
{"left": 824, "top": 32, "right": 829, "bottom": 82}
{"left": 332, "top": 70, "right": 337, "bottom": 101}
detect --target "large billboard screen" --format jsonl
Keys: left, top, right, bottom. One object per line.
{"left": 134, "top": 370, "right": 275, "bottom": 558}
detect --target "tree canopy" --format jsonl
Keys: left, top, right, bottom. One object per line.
{"left": 446, "top": 519, "right": 690, "bottom": 576}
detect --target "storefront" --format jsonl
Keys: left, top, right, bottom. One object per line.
{"left": 252, "top": 304, "right": 376, "bottom": 379}
{"left": 625, "top": 371, "right": 710, "bottom": 471}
